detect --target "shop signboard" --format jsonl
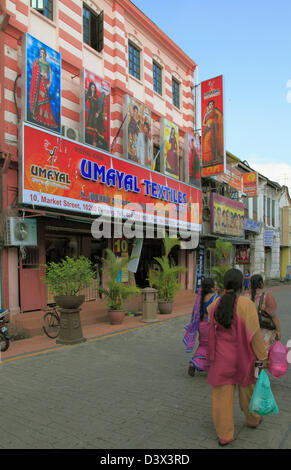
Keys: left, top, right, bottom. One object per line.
{"left": 242, "top": 171, "right": 258, "bottom": 197}
{"left": 236, "top": 245, "right": 250, "bottom": 265}
{"left": 21, "top": 123, "right": 202, "bottom": 232}
{"left": 185, "top": 133, "right": 201, "bottom": 189}
{"left": 244, "top": 218, "right": 261, "bottom": 233}
{"left": 23, "top": 33, "right": 61, "bottom": 134}
{"left": 210, "top": 193, "right": 245, "bottom": 237}
{"left": 123, "top": 95, "right": 152, "bottom": 168}
{"left": 264, "top": 230, "right": 274, "bottom": 247}
{"left": 195, "top": 245, "right": 205, "bottom": 292}
{"left": 286, "top": 265, "right": 291, "bottom": 279}
{"left": 161, "top": 118, "right": 179, "bottom": 180}
{"left": 83, "top": 70, "right": 111, "bottom": 152}
{"left": 214, "top": 164, "right": 242, "bottom": 191}
{"left": 201, "top": 75, "right": 226, "bottom": 177}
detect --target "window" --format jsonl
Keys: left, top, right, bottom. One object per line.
{"left": 31, "top": 0, "right": 53, "bottom": 21}
{"left": 272, "top": 200, "right": 275, "bottom": 227}
{"left": 253, "top": 196, "right": 258, "bottom": 221}
{"left": 172, "top": 78, "right": 180, "bottom": 108}
{"left": 153, "top": 61, "right": 162, "bottom": 95}
{"left": 128, "top": 42, "right": 141, "bottom": 80}
{"left": 243, "top": 196, "right": 249, "bottom": 219}
{"left": 267, "top": 197, "right": 271, "bottom": 226}
{"left": 83, "top": 4, "right": 104, "bottom": 53}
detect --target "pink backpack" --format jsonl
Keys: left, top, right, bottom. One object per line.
{"left": 268, "top": 341, "right": 289, "bottom": 378}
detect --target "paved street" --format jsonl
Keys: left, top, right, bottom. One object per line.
{"left": 0, "top": 287, "right": 290, "bottom": 450}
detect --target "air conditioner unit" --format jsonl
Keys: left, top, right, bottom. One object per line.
{"left": 61, "top": 125, "right": 80, "bottom": 142}
{"left": 4, "top": 218, "right": 38, "bottom": 247}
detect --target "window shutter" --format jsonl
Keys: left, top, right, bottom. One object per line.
{"left": 97, "top": 10, "right": 104, "bottom": 52}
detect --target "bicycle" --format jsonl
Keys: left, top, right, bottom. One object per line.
{"left": 42, "top": 303, "right": 60, "bottom": 339}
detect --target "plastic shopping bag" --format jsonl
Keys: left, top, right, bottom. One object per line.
{"left": 249, "top": 369, "right": 279, "bottom": 416}
{"left": 268, "top": 341, "right": 289, "bottom": 378}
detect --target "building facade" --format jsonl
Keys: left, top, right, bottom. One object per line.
{"left": 0, "top": 0, "right": 201, "bottom": 315}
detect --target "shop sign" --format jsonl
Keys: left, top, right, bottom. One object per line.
{"left": 244, "top": 218, "right": 261, "bottom": 233}
{"left": 286, "top": 266, "right": 291, "bottom": 279}
{"left": 83, "top": 70, "right": 111, "bottom": 152}
{"left": 184, "top": 133, "right": 201, "bottom": 189}
{"left": 23, "top": 33, "right": 61, "bottom": 134}
{"left": 236, "top": 245, "right": 250, "bottom": 265}
{"left": 201, "top": 75, "right": 226, "bottom": 177}
{"left": 214, "top": 164, "right": 242, "bottom": 191}
{"left": 210, "top": 193, "right": 244, "bottom": 237}
{"left": 195, "top": 245, "right": 205, "bottom": 292}
{"left": 243, "top": 171, "right": 258, "bottom": 197}
{"left": 21, "top": 123, "right": 202, "bottom": 232}
{"left": 264, "top": 230, "right": 274, "bottom": 247}
{"left": 113, "top": 238, "right": 128, "bottom": 255}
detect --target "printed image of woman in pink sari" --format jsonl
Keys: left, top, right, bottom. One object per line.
{"left": 29, "top": 47, "right": 58, "bottom": 130}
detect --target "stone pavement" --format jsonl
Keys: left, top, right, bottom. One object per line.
{"left": 0, "top": 285, "right": 290, "bottom": 449}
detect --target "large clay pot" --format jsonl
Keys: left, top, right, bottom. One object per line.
{"left": 54, "top": 295, "right": 85, "bottom": 310}
{"left": 108, "top": 309, "right": 125, "bottom": 325}
{"left": 158, "top": 301, "right": 173, "bottom": 315}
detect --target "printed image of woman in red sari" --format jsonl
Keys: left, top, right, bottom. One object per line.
{"left": 165, "top": 127, "right": 179, "bottom": 178}
{"left": 202, "top": 100, "right": 224, "bottom": 164}
{"left": 29, "top": 48, "right": 58, "bottom": 131}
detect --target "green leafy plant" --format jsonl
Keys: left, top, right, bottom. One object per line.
{"left": 99, "top": 248, "right": 140, "bottom": 310}
{"left": 42, "top": 256, "right": 96, "bottom": 296}
{"left": 148, "top": 236, "right": 187, "bottom": 301}
{"left": 208, "top": 238, "right": 232, "bottom": 289}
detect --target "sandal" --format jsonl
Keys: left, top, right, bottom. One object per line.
{"left": 247, "top": 417, "right": 263, "bottom": 428}
{"left": 218, "top": 438, "right": 234, "bottom": 447}
{"left": 188, "top": 364, "right": 195, "bottom": 377}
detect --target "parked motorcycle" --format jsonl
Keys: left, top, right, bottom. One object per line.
{"left": 0, "top": 309, "right": 10, "bottom": 352}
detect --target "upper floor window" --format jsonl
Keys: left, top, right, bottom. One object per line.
{"left": 172, "top": 78, "right": 180, "bottom": 108}
{"left": 83, "top": 4, "right": 104, "bottom": 53}
{"left": 153, "top": 61, "right": 162, "bottom": 95}
{"left": 272, "top": 199, "right": 275, "bottom": 226}
{"left": 253, "top": 196, "right": 258, "bottom": 221}
{"left": 31, "top": 0, "right": 53, "bottom": 21}
{"left": 128, "top": 42, "right": 141, "bottom": 80}
{"left": 267, "top": 197, "right": 271, "bottom": 226}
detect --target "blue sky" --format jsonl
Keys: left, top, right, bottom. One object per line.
{"left": 131, "top": 0, "right": 291, "bottom": 188}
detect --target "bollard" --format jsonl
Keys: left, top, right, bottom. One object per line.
{"left": 141, "top": 288, "right": 158, "bottom": 323}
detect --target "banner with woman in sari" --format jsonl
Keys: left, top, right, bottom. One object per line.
{"left": 26, "top": 34, "right": 61, "bottom": 133}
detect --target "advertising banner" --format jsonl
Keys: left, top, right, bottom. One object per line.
{"left": 210, "top": 193, "right": 245, "bottom": 237}
{"left": 24, "top": 33, "right": 61, "bottom": 133}
{"left": 236, "top": 245, "right": 250, "bottom": 265}
{"left": 21, "top": 123, "right": 202, "bottom": 232}
{"left": 185, "top": 134, "right": 201, "bottom": 189}
{"left": 215, "top": 164, "right": 242, "bottom": 191}
{"left": 84, "top": 70, "right": 111, "bottom": 152}
{"left": 201, "top": 75, "right": 225, "bottom": 177}
{"left": 123, "top": 96, "right": 152, "bottom": 168}
{"left": 161, "top": 118, "right": 179, "bottom": 180}
{"left": 264, "top": 230, "right": 274, "bottom": 247}
{"left": 243, "top": 171, "right": 258, "bottom": 197}
{"left": 244, "top": 218, "right": 261, "bottom": 233}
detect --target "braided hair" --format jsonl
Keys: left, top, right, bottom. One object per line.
{"left": 215, "top": 269, "right": 243, "bottom": 329}
{"left": 200, "top": 278, "right": 215, "bottom": 321}
{"left": 250, "top": 274, "right": 264, "bottom": 302}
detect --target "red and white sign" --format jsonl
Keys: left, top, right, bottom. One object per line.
{"left": 21, "top": 123, "right": 202, "bottom": 232}
{"left": 201, "top": 75, "right": 225, "bottom": 177}
{"left": 215, "top": 164, "right": 242, "bottom": 191}
{"left": 243, "top": 171, "right": 258, "bottom": 197}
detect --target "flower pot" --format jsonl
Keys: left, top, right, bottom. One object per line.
{"left": 158, "top": 301, "right": 173, "bottom": 315}
{"left": 54, "top": 295, "right": 85, "bottom": 310}
{"left": 108, "top": 309, "right": 125, "bottom": 325}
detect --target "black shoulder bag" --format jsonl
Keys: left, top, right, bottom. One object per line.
{"left": 258, "top": 293, "right": 276, "bottom": 330}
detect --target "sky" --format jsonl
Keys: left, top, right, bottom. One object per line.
{"left": 131, "top": 0, "right": 291, "bottom": 191}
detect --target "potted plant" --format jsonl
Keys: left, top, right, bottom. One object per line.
{"left": 208, "top": 238, "right": 233, "bottom": 291}
{"left": 148, "top": 236, "right": 187, "bottom": 314}
{"left": 42, "top": 256, "right": 96, "bottom": 309}
{"left": 99, "top": 248, "right": 140, "bottom": 324}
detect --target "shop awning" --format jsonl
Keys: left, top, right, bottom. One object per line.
{"left": 201, "top": 234, "right": 250, "bottom": 245}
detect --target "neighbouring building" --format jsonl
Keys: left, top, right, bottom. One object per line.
{"left": 279, "top": 186, "right": 291, "bottom": 279}
{"left": 0, "top": 0, "right": 202, "bottom": 315}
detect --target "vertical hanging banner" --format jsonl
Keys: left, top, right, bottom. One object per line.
{"left": 84, "top": 70, "right": 111, "bottom": 151}
{"left": 201, "top": 75, "right": 225, "bottom": 177}
{"left": 161, "top": 118, "right": 179, "bottom": 179}
{"left": 24, "top": 33, "right": 61, "bottom": 133}
{"left": 243, "top": 171, "right": 258, "bottom": 197}
{"left": 123, "top": 96, "right": 152, "bottom": 168}
{"left": 185, "top": 133, "right": 201, "bottom": 189}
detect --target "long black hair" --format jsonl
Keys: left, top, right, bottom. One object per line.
{"left": 250, "top": 274, "right": 264, "bottom": 302}
{"left": 200, "top": 278, "right": 215, "bottom": 320}
{"left": 215, "top": 269, "right": 243, "bottom": 329}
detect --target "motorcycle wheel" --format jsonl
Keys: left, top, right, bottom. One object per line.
{"left": 0, "top": 332, "right": 9, "bottom": 352}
